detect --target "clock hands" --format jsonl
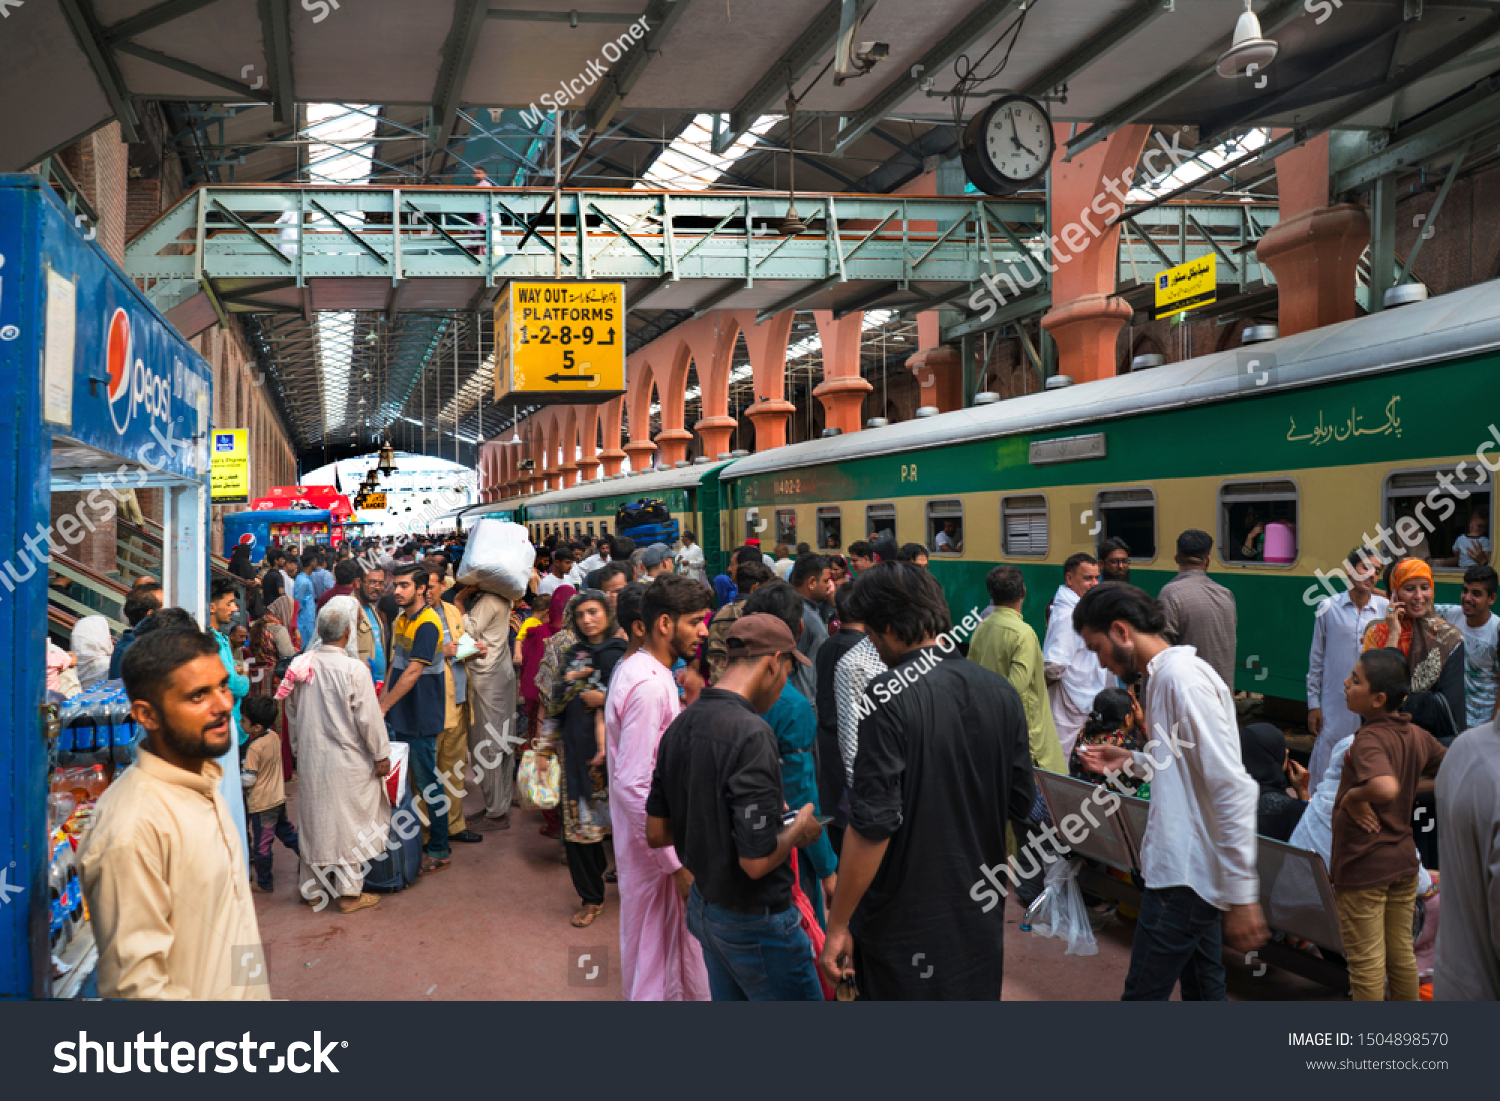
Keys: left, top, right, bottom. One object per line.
{"left": 1007, "top": 113, "right": 1038, "bottom": 161}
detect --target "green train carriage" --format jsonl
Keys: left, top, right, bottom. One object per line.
{"left": 514, "top": 459, "right": 735, "bottom": 580}
{"left": 717, "top": 279, "right": 1500, "bottom": 707}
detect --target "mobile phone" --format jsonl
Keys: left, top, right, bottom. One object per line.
{"left": 781, "top": 810, "right": 834, "bottom": 826}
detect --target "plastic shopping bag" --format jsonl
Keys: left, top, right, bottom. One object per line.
{"left": 1024, "top": 857, "right": 1098, "bottom": 956}
{"left": 517, "top": 748, "right": 560, "bottom": 810}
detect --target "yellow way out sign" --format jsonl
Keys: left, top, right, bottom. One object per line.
{"left": 493, "top": 281, "right": 626, "bottom": 404}
{"left": 1153, "top": 254, "right": 1216, "bottom": 319}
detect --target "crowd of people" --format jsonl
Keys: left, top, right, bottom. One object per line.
{"left": 61, "top": 517, "right": 1500, "bottom": 1002}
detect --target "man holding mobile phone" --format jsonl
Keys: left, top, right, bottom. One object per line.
{"left": 646, "top": 614, "right": 825, "bottom": 1000}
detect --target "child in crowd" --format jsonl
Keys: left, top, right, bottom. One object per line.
{"left": 1331, "top": 649, "right": 1447, "bottom": 1000}
{"left": 1069, "top": 686, "right": 1149, "bottom": 795}
{"left": 241, "top": 696, "right": 300, "bottom": 894}
{"left": 514, "top": 590, "right": 551, "bottom": 651}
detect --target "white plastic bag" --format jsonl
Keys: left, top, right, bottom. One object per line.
{"left": 1024, "top": 858, "right": 1098, "bottom": 956}
{"left": 456, "top": 519, "right": 535, "bottom": 600}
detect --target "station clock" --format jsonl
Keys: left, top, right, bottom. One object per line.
{"left": 961, "top": 93, "right": 1055, "bottom": 196}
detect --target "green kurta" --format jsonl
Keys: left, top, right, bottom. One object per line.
{"left": 968, "top": 607, "right": 1068, "bottom": 775}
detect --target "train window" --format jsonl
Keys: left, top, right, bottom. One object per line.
{"left": 1001, "top": 495, "right": 1048, "bottom": 558}
{"left": 816, "top": 507, "right": 842, "bottom": 552}
{"left": 563, "top": 522, "right": 571, "bottom": 538}
{"left": 1096, "top": 489, "right": 1156, "bottom": 560}
{"left": 745, "top": 508, "right": 761, "bottom": 541}
{"left": 587, "top": 521, "right": 595, "bottom": 536}
{"left": 865, "top": 503, "right": 896, "bottom": 542}
{"left": 775, "top": 509, "right": 798, "bottom": 546}
{"left": 599, "top": 520, "right": 609, "bottom": 536}
{"left": 926, "top": 499, "right": 964, "bottom": 555}
{"left": 1219, "top": 480, "right": 1299, "bottom": 566}
{"left": 1384, "top": 468, "right": 1492, "bottom": 571}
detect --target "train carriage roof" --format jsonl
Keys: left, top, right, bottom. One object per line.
{"left": 524, "top": 460, "right": 733, "bottom": 510}
{"left": 720, "top": 279, "right": 1500, "bottom": 481}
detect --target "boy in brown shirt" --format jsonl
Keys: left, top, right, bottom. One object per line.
{"left": 1332, "top": 649, "right": 1446, "bottom": 1000}
{"left": 241, "top": 696, "right": 300, "bottom": 893}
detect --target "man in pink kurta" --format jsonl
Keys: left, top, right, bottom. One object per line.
{"left": 605, "top": 576, "right": 714, "bottom": 1001}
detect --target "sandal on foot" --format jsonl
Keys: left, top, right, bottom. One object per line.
{"left": 571, "top": 903, "right": 604, "bottom": 928}
{"left": 419, "top": 856, "right": 452, "bottom": 875}
{"left": 338, "top": 893, "right": 380, "bottom": 914}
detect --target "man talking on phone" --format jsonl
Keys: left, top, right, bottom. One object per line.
{"left": 646, "top": 614, "right": 825, "bottom": 1000}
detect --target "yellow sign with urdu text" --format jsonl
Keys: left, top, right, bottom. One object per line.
{"left": 363, "top": 492, "right": 387, "bottom": 511}
{"left": 493, "top": 281, "right": 626, "bottom": 404}
{"left": 210, "top": 429, "right": 249, "bottom": 504}
{"left": 1153, "top": 253, "right": 1216, "bottom": 319}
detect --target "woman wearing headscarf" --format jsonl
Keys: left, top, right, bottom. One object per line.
{"left": 1362, "top": 557, "right": 1465, "bottom": 739}
{"left": 254, "top": 595, "right": 300, "bottom": 663}
{"left": 520, "top": 586, "right": 568, "bottom": 838}
{"left": 535, "top": 589, "right": 625, "bottom": 927}
{"left": 1238, "top": 723, "right": 1310, "bottom": 842}
{"left": 228, "top": 543, "right": 257, "bottom": 581}
{"left": 71, "top": 615, "right": 114, "bottom": 688}
{"left": 284, "top": 597, "right": 391, "bottom": 914}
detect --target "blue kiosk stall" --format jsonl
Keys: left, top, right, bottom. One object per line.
{"left": 0, "top": 175, "right": 244, "bottom": 998}
{"left": 222, "top": 508, "right": 334, "bottom": 564}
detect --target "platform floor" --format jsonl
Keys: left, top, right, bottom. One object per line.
{"left": 253, "top": 779, "right": 1339, "bottom": 1002}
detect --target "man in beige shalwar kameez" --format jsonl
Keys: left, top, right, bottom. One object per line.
{"left": 287, "top": 597, "right": 391, "bottom": 914}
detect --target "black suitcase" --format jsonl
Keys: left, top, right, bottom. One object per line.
{"left": 362, "top": 789, "right": 423, "bottom": 893}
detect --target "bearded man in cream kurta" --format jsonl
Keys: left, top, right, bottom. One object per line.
{"left": 286, "top": 597, "right": 392, "bottom": 914}
{"left": 79, "top": 628, "right": 270, "bottom": 1000}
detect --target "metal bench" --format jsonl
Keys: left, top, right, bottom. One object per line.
{"left": 1034, "top": 770, "right": 1348, "bottom": 993}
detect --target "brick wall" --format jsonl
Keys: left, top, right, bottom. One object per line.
{"left": 56, "top": 122, "right": 129, "bottom": 265}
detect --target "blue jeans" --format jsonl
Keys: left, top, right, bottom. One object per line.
{"left": 685, "top": 884, "right": 823, "bottom": 1001}
{"left": 1122, "top": 885, "right": 1227, "bottom": 1001}
{"left": 393, "top": 732, "right": 450, "bottom": 859}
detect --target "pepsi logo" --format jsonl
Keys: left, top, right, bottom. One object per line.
{"left": 104, "top": 307, "right": 174, "bottom": 435}
{"left": 237, "top": 533, "right": 258, "bottom": 548}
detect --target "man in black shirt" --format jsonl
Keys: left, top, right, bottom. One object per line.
{"left": 647, "top": 614, "right": 825, "bottom": 1001}
{"left": 820, "top": 562, "right": 1035, "bottom": 1000}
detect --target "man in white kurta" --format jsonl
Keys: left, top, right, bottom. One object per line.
{"left": 605, "top": 584, "right": 712, "bottom": 1002}
{"left": 1306, "top": 551, "right": 1387, "bottom": 793}
{"left": 287, "top": 620, "right": 391, "bottom": 912}
{"left": 1043, "top": 564, "right": 1110, "bottom": 760}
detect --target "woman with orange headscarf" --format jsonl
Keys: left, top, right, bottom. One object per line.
{"left": 1362, "top": 557, "right": 1466, "bottom": 737}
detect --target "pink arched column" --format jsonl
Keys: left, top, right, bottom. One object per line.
{"left": 906, "top": 310, "right": 962, "bottom": 412}
{"left": 1039, "top": 122, "right": 1151, "bottom": 383}
{"left": 598, "top": 396, "right": 625, "bottom": 475}
{"left": 730, "top": 309, "right": 796, "bottom": 451}
{"left": 576, "top": 405, "right": 601, "bottom": 481}
{"left": 1256, "top": 132, "right": 1368, "bottom": 337}
{"left": 812, "top": 311, "right": 873, "bottom": 435}
{"left": 652, "top": 340, "right": 695, "bottom": 467}
{"left": 542, "top": 412, "right": 560, "bottom": 491}
{"left": 624, "top": 354, "right": 659, "bottom": 471}
{"left": 558, "top": 407, "right": 580, "bottom": 487}
{"left": 672, "top": 313, "right": 740, "bottom": 460}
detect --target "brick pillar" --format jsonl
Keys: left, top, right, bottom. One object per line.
{"left": 811, "top": 311, "right": 873, "bottom": 435}
{"left": 1255, "top": 133, "right": 1368, "bottom": 337}
{"left": 1038, "top": 123, "right": 1151, "bottom": 383}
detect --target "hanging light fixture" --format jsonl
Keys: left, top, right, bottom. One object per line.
{"left": 377, "top": 441, "right": 398, "bottom": 476}
{"left": 779, "top": 93, "right": 807, "bottom": 236}
{"left": 1216, "top": 0, "right": 1278, "bottom": 78}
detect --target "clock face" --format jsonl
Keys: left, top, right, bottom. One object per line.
{"left": 982, "top": 97, "right": 1052, "bottom": 184}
